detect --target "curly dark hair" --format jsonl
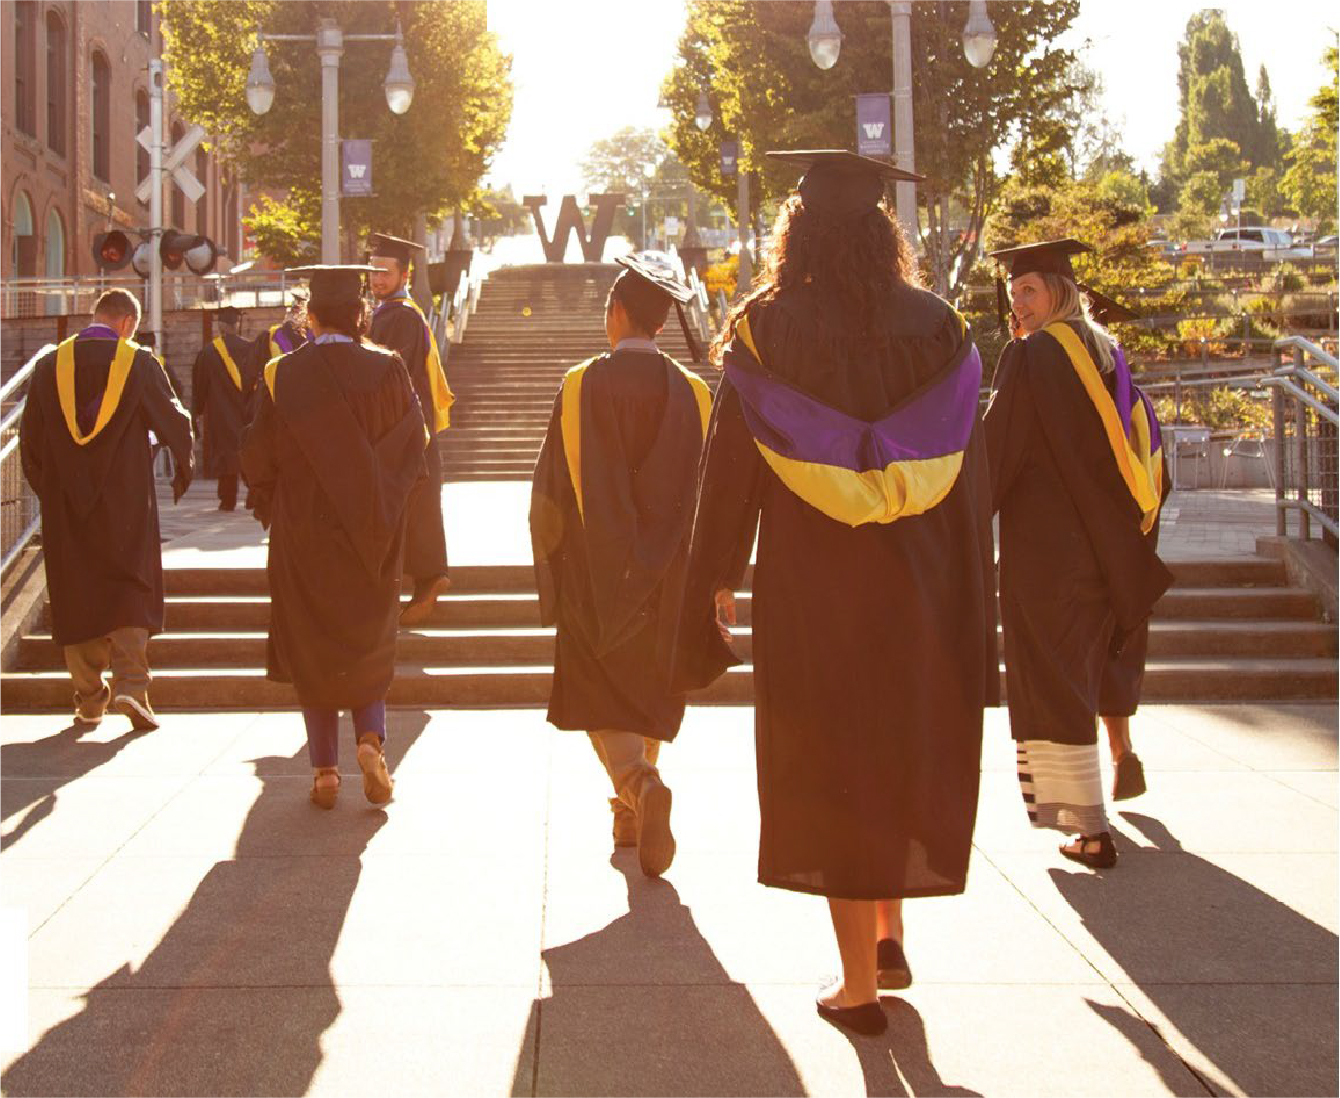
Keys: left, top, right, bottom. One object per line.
{"left": 710, "top": 194, "right": 919, "bottom": 364}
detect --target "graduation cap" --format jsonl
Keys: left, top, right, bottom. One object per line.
{"left": 367, "top": 232, "right": 425, "bottom": 267}
{"left": 1079, "top": 285, "right": 1141, "bottom": 325}
{"left": 612, "top": 253, "right": 702, "bottom": 363}
{"left": 988, "top": 238, "right": 1093, "bottom": 281}
{"left": 286, "top": 264, "right": 377, "bottom": 307}
{"left": 767, "top": 149, "right": 924, "bottom": 219}
{"left": 212, "top": 305, "right": 242, "bottom": 326}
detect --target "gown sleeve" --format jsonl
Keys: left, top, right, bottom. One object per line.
{"left": 140, "top": 351, "right": 195, "bottom": 487}
{"left": 240, "top": 384, "right": 280, "bottom": 529}
{"left": 529, "top": 388, "right": 572, "bottom": 628}
{"left": 982, "top": 340, "right": 1034, "bottom": 514}
{"left": 673, "top": 377, "right": 764, "bottom": 690}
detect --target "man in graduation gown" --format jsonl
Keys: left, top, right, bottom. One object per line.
{"left": 249, "top": 289, "right": 309, "bottom": 373}
{"left": 242, "top": 265, "right": 427, "bottom": 808}
{"left": 367, "top": 232, "right": 455, "bottom": 625}
{"left": 530, "top": 255, "right": 712, "bottom": 878}
{"left": 191, "top": 306, "right": 258, "bottom": 511}
{"left": 984, "top": 239, "right": 1172, "bottom": 869}
{"left": 19, "top": 288, "right": 194, "bottom": 731}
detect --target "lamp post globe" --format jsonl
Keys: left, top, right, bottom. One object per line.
{"left": 245, "top": 42, "right": 276, "bottom": 115}
{"left": 694, "top": 90, "right": 712, "bottom": 132}
{"left": 384, "top": 27, "right": 415, "bottom": 114}
{"left": 962, "top": 0, "right": 997, "bottom": 69}
{"left": 807, "top": 0, "right": 843, "bottom": 70}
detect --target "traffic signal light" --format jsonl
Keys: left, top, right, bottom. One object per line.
{"left": 128, "top": 231, "right": 220, "bottom": 277}
{"left": 92, "top": 231, "right": 133, "bottom": 270}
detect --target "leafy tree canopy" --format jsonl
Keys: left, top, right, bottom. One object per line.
{"left": 161, "top": 0, "right": 512, "bottom": 263}
{"left": 658, "top": 0, "right": 1079, "bottom": 298}
{"left": 1281, "top": 46, "right": 1339, "bottom": 232}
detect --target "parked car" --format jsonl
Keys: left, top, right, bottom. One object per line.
{"left": 1313, "top": 235, "right": 1338, "bottom": 257}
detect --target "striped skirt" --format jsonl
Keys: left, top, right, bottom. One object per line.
{"left": 1016, "top": 740, "right": 1109, "bottom": 836}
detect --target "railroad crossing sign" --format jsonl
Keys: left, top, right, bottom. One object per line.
{"left": 135, "top": 122, "right": 206, "bottom": 205}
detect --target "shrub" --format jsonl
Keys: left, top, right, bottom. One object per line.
{"left": 703, "top": 255, "right": 737, "bottom": 300}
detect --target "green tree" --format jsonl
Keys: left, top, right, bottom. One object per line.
{"left": 160, "top": 1, "right": 512, "bottom": 262}
{"left": 658, "top": 0, "right": 1079, "bottom": 299}
{"left": 1159, "top": 9, "right": 1273, "bottom": 202}
{"left": 1281, "top": 46, "right": 1339, "bottom": 232}
{"left": 580, "top": 128, "right": 668, "bottom": 195}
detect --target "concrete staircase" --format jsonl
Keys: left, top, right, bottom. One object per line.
{"left": 3, "top": 557, "right": 1336, "bottom": 709}
{"left": 438, "top": 264, "right": 702, "bottom": 481}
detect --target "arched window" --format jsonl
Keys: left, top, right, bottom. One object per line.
{"left": 13, "top": 2, "right": 37, "bottom": 136}
{"left": 45, "top": 12, "right": 66, "bottom": 155}
{"left": 44, "top": 208, "right": 65, "bottom": 313}
{"left": 136, "top": 0, "right": 152, "bottom": 36}
{"left": 91, "top": 50, "right": 110, "bottom": 181}
{"left": 10, "top": 191, "right": 35, "bottom": 276}
{"left": 195, "top": 147, "right": 208, "bottom": 232}
{"left": 135, "top": 91, "right": 150, "bottom": 200}
{"left": 170, "top": 121, "right": 185, "bottom": 227}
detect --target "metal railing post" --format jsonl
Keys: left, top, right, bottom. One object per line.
{"left": 1297, "top": 391, "right": 1311, "bottom": 540}
{"left": 1272, "top": 383, "right": 1286, "bottom": 536}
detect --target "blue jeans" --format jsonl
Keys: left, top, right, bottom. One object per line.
{"left": 302, "top": 700, "right": 386, "bottom": 768}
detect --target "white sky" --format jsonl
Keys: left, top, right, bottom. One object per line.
{"left": 483, "top": 0, "right": 1338, "bottom": 197}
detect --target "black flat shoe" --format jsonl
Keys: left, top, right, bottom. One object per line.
{"left": 876, "top": 938, "right": 913, "bottom": 990}
{"left": 1059, "top": 831, "right": 1118, "bottom": 869}
{"left": 1112, "top": 753, "right": 1147, "bottom": 801}
{"left": 816, "top": 996, "right": 887, "bottom": 1036}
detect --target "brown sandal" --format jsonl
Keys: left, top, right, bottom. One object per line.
{"left": 356, "top": 735, "right": 394, "bottom": 805}
{"left": 310, "top": 767, "right": 341, "bottom": 810}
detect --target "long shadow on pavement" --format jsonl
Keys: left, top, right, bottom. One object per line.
{"left": 3, "top": 709, "right": 429, "bottom": 1097}
{"left": 835, "top": 997, "right": 984, "bottom": 1098}
{"left": 1, "top": 720, "right": 151, "bottom": 853}
{"left": 514, "top": 854, "right": 805, "bottom": 1096}
{"left": 1053, "top": 811, "right": 1339, "bottom": 1097}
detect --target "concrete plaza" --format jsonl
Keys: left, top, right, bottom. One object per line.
{"left": 2, "top": 482, "right": 1336, "bottom": 1096}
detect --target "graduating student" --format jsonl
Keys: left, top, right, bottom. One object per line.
{"left": 242, "top": 265, "right": 428, "bottom": 810}
{"left": 530, "top": 255, "right": 712, "bottom": 878}
{"left": 250, "top": 289, "right": 309, "bottom": 370}
{"left": 191, "top": 306, "right": 259, "bottom": 511}
{"left": 676, "top": 151, "right": 997, "bottom": 1036}
{"left": 19, "top": 288, "right": 194, "bottom": 731}
{"left": 984, "top": 239, "right": 1172, "bottom": 870}
{"left": 367, "top": 233, "right": 455, "bottom": 625}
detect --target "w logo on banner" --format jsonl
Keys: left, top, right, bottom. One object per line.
{"left": 348, "top": 164, "right": 368, "bottom": 180}
{"left": 342, "top": 139, "right": 373, "bottom": 197}
{"left": 523, "top": 194, "right": 626, "bottom": 263}
{"left": 855, "top": 93, "right": 892, "bottom": 157}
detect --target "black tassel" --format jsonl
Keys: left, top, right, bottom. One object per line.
{"left": 676, "top": 302, "right": 702, "bottom": 364}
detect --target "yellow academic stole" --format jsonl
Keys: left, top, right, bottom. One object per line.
{"left": 213, "top": 336, "right": 243, "bottom": 390}
{"left": 55, "top": 336, "right": 137, "bottom": 445}
{"left": 394, "top": 298, "right": 456, "bottom": 433}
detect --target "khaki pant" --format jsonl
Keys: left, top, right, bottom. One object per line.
{"left": 63, "top": 627, "right": 151, "bottom": 705}
{"left": 587, "top": 730, "right": 661, "bottom": 808}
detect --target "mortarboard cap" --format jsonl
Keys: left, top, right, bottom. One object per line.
{"left": 367, "top": 233, "right": 425, "bottom": 266}
{"left": 1078, "top": 285, "right": 1140, "bottom": 325}
{"left": 286, "top": 264, "right": 377, "bottom": 308}
{"left": 767, "top": 148, "right": 923, "bottom": 219}
{"left": 988, "top": 238, "right": 1092, "bottom": 281}
{"left": 212, "top": 305, "right": 242, "bottom": 325}
{"left": 614, "top": 253, "right": 695, "bottom": 304}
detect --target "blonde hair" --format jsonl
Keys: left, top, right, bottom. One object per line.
{"left": 1039, "top": 273, "right": 1115, "bottom": 374}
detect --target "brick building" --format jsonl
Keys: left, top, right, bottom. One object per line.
{"left": 2, "top": 0, "right": 241, "bottom": 294}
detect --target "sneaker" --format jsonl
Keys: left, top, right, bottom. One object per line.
{"left": 610, "top": 797, "right": 637, "bottom": 848}
{"left": 635, "top": 773, "right": 675, "bottom": 878}
{"left": 113, "top": 694, "right": 161, "bottom": 732}
{"left": 73, "top": 684, "right": 111, "bottom": 727}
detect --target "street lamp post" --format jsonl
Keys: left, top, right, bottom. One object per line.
{"left": 808, "top": 0, "right": 995, "bottom": 248}
{"left": 247, "top": 16, "right": 414, "bottom": 263}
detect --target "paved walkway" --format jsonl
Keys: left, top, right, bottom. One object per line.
{"left": 1, "top": 702, "right": 1334, "bottom": 1096}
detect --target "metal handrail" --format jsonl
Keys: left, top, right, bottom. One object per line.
{"left": 1264, "top": 336, "right": 1340, "bottom": 539}
{"left": 0, "top": 345, "right": 51, "bottom": 578}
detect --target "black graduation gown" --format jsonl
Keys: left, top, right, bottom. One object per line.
{"left": 241, "top": 340, "right": 427, "bottom": 708}
{"left": 248, "top": 320, "right": 307, "bottom": 371}
{"left": 530, "top": 347, "right": 708, "bottom": 741}
{"left": 369, "top": 300, "right": 447, "bottom": 579}
{"left": 191, "top": 331, "right": 260, "bottom": 477}
{"left": 984, "top": 324, "right": 1173, "bottom": 746}
{"left": 19, "top": 333, "right": 195, "bottom": 646}
{"left": 676, "top": 286, "right": 998, "bottom": 901}
{"left": 1099, "top": 447, "right": 1173, "bottom": 716}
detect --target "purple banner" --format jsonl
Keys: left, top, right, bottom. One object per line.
{"left": 720, "top": 140, "right": 738, "bottom": 178}
{"left": 342, "top": 139, "right": 373, "bottom": 197}
{"left": 855, "top": 94, "right": 892, "bottom": 158}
